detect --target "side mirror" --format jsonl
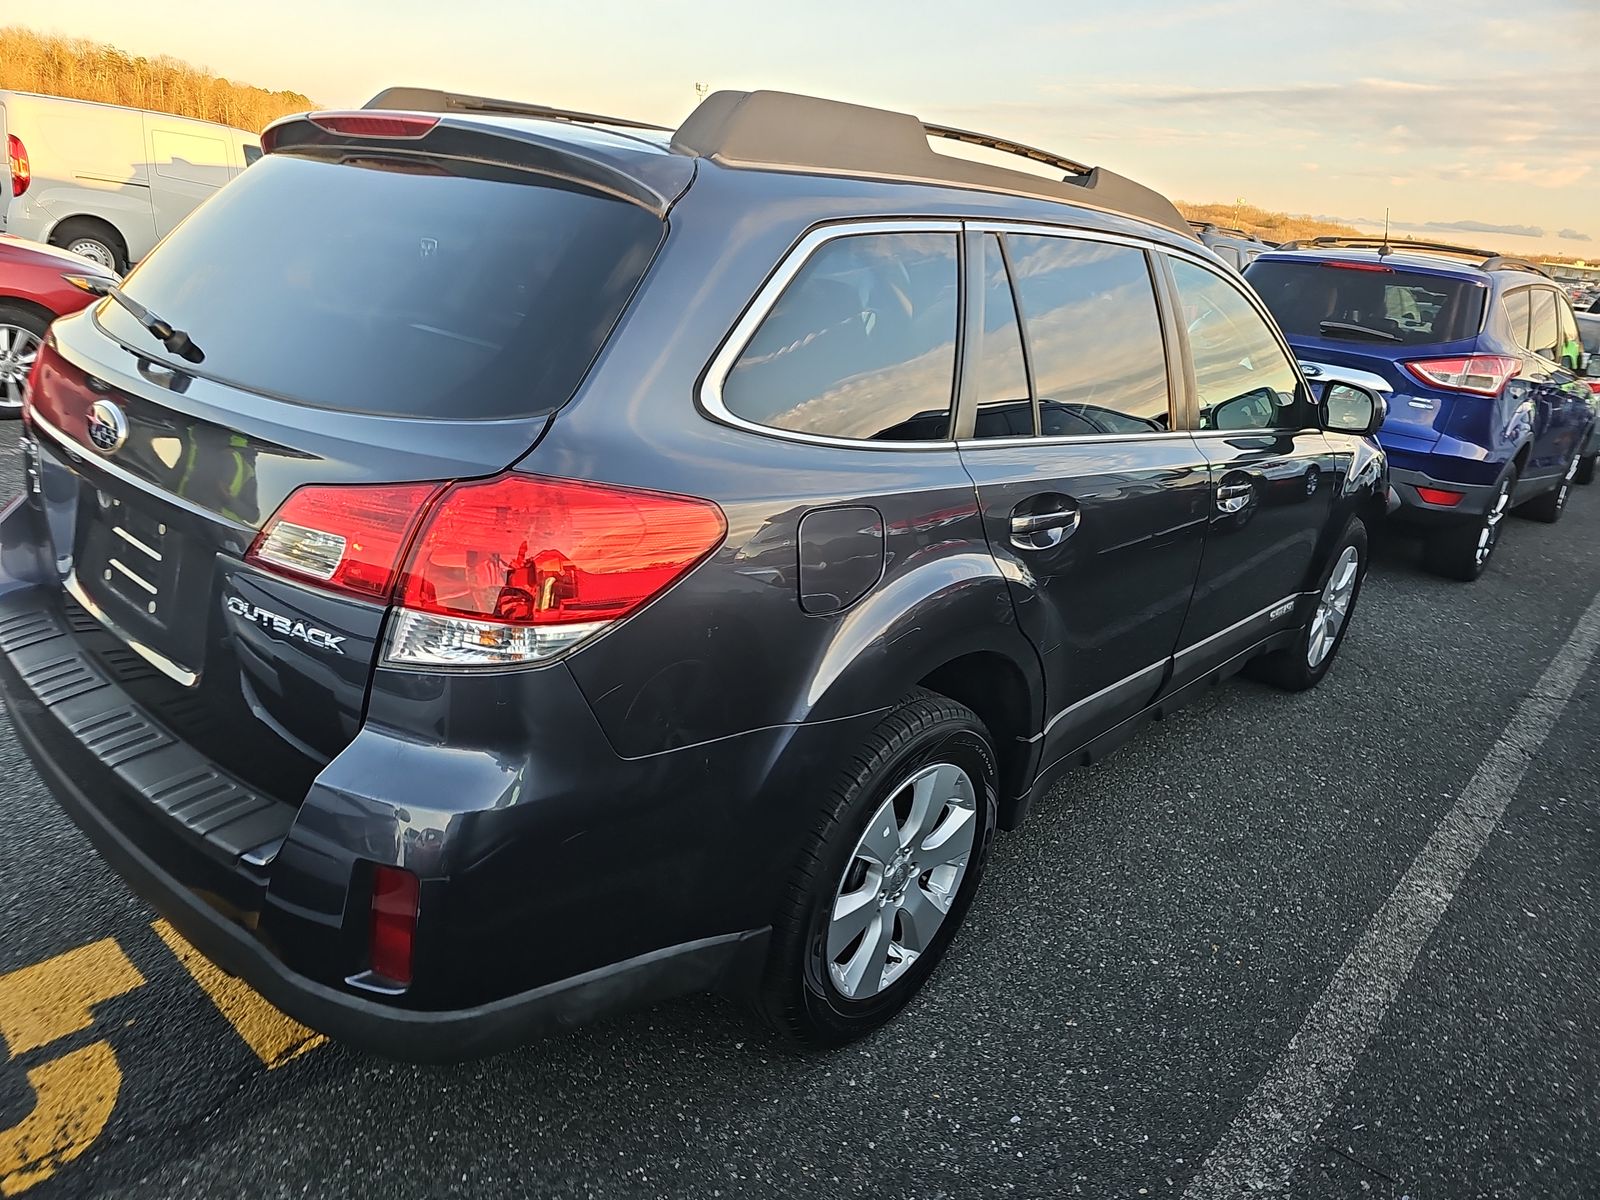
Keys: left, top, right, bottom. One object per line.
{"left": 1322, "top": 383, "right": 1387, "bottom": 437}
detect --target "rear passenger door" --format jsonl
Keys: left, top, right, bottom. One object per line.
{"left": 1161, "top": 253, "right": 1336, "bottom": 689}
{"left": 1520, "top": 286, "right": 1590, "bottom": 481}
{"left": 956, "top": 229, "right": 1211, "bottom": 767}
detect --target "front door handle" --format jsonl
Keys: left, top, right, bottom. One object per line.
{"left": 1010, "top": 507, "right": 1080, "bottom": 550}
{"left": 1216, "top": 480, "right": 1254, "bottom": 514}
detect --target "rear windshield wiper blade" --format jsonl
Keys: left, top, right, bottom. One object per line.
{"left": 1318, "top": 319, "right": 1402, "bottom": 344}
{"left": 66, "top": 275, "right": 205, "bottom": 363}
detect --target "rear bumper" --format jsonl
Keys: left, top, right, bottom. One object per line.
{"left": 0, "top": 494, "right": 863, "bottom": 1060}
{"left": 1387, "top": 466, "right": 1499, "bottom": 522}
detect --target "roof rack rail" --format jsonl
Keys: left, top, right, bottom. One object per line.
{"left": 1188, "top": 220, "right": 1265, "bottom": 241}
{"left": 671, "top": 90, "right": 1195, "bottom": 238}
{"left": 1275, "top": 236, "right": 1554, "bottom": 278}
{"left": 363, "top": 87, "right": 672, "bottom": 132}
{"left": 1479, "top": 255, "right": 1553, "bottom": 278}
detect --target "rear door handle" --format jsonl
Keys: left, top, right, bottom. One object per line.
{"left": 1010, "top": 507, "right": 1080, "bottom": 550}
{"left": 1216, "top": 480, "right": 1254, "bottom": 514}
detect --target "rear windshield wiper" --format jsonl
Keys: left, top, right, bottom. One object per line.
{"left": 66, "top": 275, "right": 205, "bottom": 363}
{"left": 1318, "top": 319, "right": 1402, "bottom": 344}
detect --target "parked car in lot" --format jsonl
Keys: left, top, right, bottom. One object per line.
{"left": 1247, "top": 238, "right": 1596, "bottom": 580}
{"left": 1, "top": 90, "right": 261, "bottom": 273}
{"left": 0, "top": 234, "right": 116, "bottom": 413}
{"left": 1188, "top": 220, "right": 1275, "bottom": 271}
{"left": 0, "top": 88, "right": 1389, "bottom": 1059}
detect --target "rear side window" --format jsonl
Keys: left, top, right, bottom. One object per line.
{"left": 242, "top": 144, "right": 262, "bottom": 166}
{"left": 1005, "top": 234, "right": 1171, "bottom": 434}
{"left": 1246, "top": 260, "right": 1486, "bottom": 346}
{"left": 721, "top": 232, "right": 959, "bottom": 441}
{"left": 1502, "top": 289, "right": 1532, "bottom": 346}
{"left": 1528, "top": 289, "right": 1561, "bottom": 360}
{"left": 1556, "top": 296, "right": 1582, "bottom": 369}
{"left": 100, "top": 153, "right": 664, "bottom": 419}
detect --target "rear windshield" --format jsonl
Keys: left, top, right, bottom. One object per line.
{"left": 99, "top": 152, "right": 663, "bottom": 418}
{"left": 1245, "top": 260, "right": 1486, "bottom": 347}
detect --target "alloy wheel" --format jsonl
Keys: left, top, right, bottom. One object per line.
{"left": 1307, "top": 544, "right": 1359, "bottom": 668}
{"left": 1476, "top": 476, "right": 1513, "bottom": 567}
{"left": 826, "top": 761, "right": 977, "bottom": 1001}
{"left": 0, "top": 324, "right": 41, "bottom": 411}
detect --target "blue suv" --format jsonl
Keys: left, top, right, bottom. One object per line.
{"left": 1246, "top": 238, "right": 1595, "bottom": 580}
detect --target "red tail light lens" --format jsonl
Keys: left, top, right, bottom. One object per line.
{"left": 1403, "top": 355, "right": 1519, "bottom": 397}
{"left": 369, "top": 865, "right": 419, "bottom": 986}
{"left": 388, "top": 475, "right": 726, "bottom": 667}
{"left": 246, "top": 481, "right": 443, "bottom": 600}
{"left": 309, "top": 113, "right": 440, "bottom": 139}
{"left": 1415, "top": 486, "right": 1465, "bottom": 507}
{"left": 7, "top": 135, "right": 28, "bottom": 198}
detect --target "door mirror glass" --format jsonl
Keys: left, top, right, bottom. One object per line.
{"left": 1322, "top": 383, "right": 1386, "bottom": 436}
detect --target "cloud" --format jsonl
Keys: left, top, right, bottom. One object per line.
{"left": 1560, "top": 229, "right": 1594, "bottom": 242}
{"left": 1422, "top": 219, "right": 1545, "bottom": 238}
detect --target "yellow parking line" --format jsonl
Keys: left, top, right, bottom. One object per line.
{"left": 0, "top": 1045, "right": 121, "bottom": 1196}
{"left": 0, "top": 940, "right": 144, "bottom": 1057}
{"left": 151, "top": 921, "right": 326, "bottom": 1068}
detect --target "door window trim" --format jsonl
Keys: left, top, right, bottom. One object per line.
{"left": 954, "top": 221, "right": 1190, "bottom": 449}
{"left": 698, "top": 218, "right": 966, "bottom": 452}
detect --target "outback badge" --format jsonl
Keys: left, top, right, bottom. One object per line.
{"left": 225, "top": 594, "right": 347, "bottom": 654}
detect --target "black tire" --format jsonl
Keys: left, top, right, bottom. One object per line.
{"left": 1577, "top": 454, "right": 1597, "bottom": 486}
{"left": 1519, "top": 454, "right": 1579, "bottom": 524}
{"left": 757, "top": 688, "right": 998, "bottom": 1048}
{"left": 0, "top": 303, "right": 49, "bottom": 420}
{"left": 1247, "top": 517, "right": 1367, "bottom": 692}
{"left": 1422, "top": 466, "right": 1517, "bottom": 582}
{"left": 49, "top": 217, "right": 128, "bottom": 275}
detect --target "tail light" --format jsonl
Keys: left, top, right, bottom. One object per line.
{"left": 7, "top": 135, "right": 28, "bottom": 198}
{"left": 1402, "top": 355, "right": 1519, "bottom": 397}
{"left": 1588, "top": 380, "right": 1600, "bottom": 397}
{"left": 369, "top": 865, "right": 419, "bottom": 985}
{"left": 246, "top": 473, "right": 727, "bottom": 667}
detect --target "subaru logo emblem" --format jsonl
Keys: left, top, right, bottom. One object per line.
{"left": 86, "top": 399, "right": 127, "bottom": 455}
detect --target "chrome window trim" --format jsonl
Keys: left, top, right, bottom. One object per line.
{"left": 957, "top": 221, "right": 1193, "bottom": 449}
{"left": 698, "top": 218, "right": 966, "bottom": 452}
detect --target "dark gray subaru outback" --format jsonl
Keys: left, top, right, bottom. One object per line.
{"left": 0, "top": 88, "right": 1390, "bottom": 1059}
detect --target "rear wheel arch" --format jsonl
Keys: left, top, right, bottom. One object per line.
{"left": 47, "top": 216, "right": 130, "bottom": 274}
{"left": 917, "top": 651, "right": 1038, "bottom": 813}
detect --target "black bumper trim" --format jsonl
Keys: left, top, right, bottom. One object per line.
{"left": 1387, "top": 466, "right": 1498, "bottom": 521}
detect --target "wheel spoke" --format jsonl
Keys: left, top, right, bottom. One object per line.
{"left": 895, "top": 883, "right": 948, "bottom": 953}
{"left": 856, "top": 799, "right": 901, "bottom": 867}
{"left": 838, "top": 911, "right": 893, "bottom": 998}
{"left": 918, "top": 805, "right": 976, "bottom": 870}
{"left": 827, "top": 883, "right": 880, "bottom": 960}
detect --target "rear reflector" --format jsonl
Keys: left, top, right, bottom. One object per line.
{"left": 245, "top": 472, "right": 727, "bottom": 667}
{"left": 369, "top": 865, "right": 419, "bottom": 985}
{"left": 309, "top": 113, "right": 440, "bottom": 139}
{"left": 1415, "top": 486, "right": 1465, "bottom": 507}
{"left": 247, "top": 482, "right": 443, "bottom": 600}
{"left": 1403, "top": 355, "right": 1519, "bottom": 397}
{"left": 7, "top": 134, "right": 27, "bottom": 198}
{"left": 1323, "top": 261, "right": 1393, "bottom": 273}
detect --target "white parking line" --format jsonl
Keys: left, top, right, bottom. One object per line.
{"left": 1184, "top": 589, "right": 1600, "bottom": 1198}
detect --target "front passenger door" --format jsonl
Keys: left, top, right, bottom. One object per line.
{"left": 1165, "top": 255, "right": 1335, "bottom": 689}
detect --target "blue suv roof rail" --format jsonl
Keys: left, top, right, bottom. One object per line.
{"left": 1278, "top": 236, "right": 1554, "bottom": 279}
{"left": 671, "top": 89, "right": 1197, "bottom": 239}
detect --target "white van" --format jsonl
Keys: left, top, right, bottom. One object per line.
{"left": 1, "top": 91, "right": 260, "bottom": 274}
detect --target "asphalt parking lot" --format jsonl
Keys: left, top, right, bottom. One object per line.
{"left": 0, "top": 423, "right": 1595, "bottom": 1199}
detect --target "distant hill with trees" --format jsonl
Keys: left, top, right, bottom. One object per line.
{"left": 0, "top": 25, "right": 314, "bottom": 133}
{"left": 1177, "top": 201, "right": 1362, "bottom": 245}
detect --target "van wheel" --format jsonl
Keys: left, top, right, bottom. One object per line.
{"left": 1422, "top": 466, "right": 1516, "bottom": 581}
{"left": 1248, "top": 517, "right": 1367, "bottom": 692}
{"left": 1519, "top": 454, "right": 1579, "bottom": 524}
{"left": 1577, "top": 454, "right": 1597, "bottom": 486}
{"left": 49, "top": 218, "right": 127, "bottom": 275}
{"left": 0, "top": 304, "right": 47, "bottom": 418}
{"left": 757, "top": 688, "right": 997, "bottom": 1048}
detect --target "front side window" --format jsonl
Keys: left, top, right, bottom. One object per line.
{"left": 720, "top": 232, "right": 959, "bottom": 441}
{"left": 1005, "top": 234, "right": 1171, "bottom": 436}
{"left": 1170, "top": 257, "right": 1309, "bottom": 432}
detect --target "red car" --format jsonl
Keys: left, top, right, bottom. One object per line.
{"left": 0, "top": 236, "right": 117, "bottom": 416}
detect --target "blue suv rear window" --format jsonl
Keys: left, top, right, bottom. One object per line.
{"left": 1246, "top": 260, "right": 1485, "bottom": 347}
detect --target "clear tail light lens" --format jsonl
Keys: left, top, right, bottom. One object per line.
{"left": 389, "top": 474, "right": 726, "bottom": 668}
{"left": 1402, "top": 355, "right": 1520, "bottom": 397}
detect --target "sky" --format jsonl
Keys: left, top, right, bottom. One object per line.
{"left": 11, "top": 0, "right": 1598, "bottom": 257}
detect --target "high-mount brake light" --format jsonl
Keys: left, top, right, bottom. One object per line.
{"left": 246, "top": 481, "right": 443, "bottom": 600}
{"left": 308, "top": 113, "right": 440, "bottom": 139}
{"left": 7, "top": 135, "right": 28, "bottom": 198}
{"left": 387, "top": 474, "right": 728, "bottom": 668}
{"left": 1323, "top": 261, "right": 1394, "bottom": 273}
{"left": 245, "top": 474, "right": 726, "bottom": 667}
{"left": 1402, "top": 355, "right": 1520, "bottom": 397}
